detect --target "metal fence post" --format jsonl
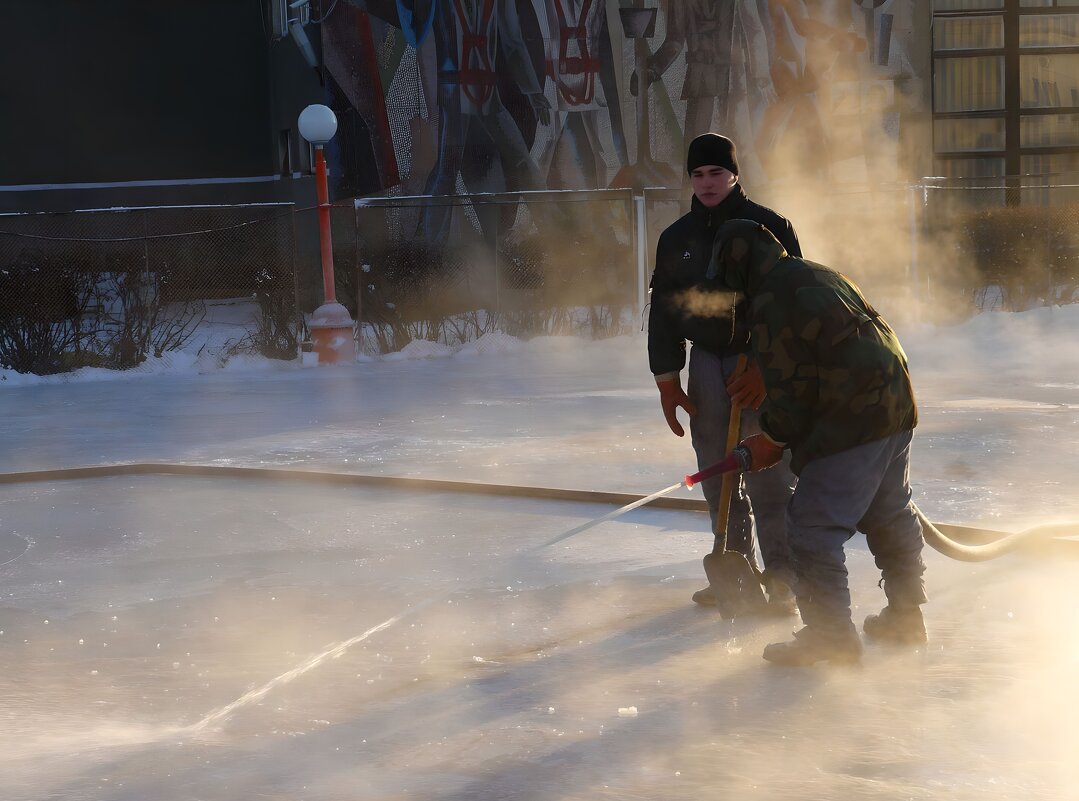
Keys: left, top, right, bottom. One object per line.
{"left": 921, "top": 181, "right": 932, "bottom": 302}
{"left": 907, "top": 183, "right": 919, "bottom": 313}
{"left": 354, "top": 202, "right": 364, "bottom": 354}
{"left": 634, "top": 191, "right": 647, "bottom": 323}
{"left": 494, "top": 200, "right": 501, "bottom": 316}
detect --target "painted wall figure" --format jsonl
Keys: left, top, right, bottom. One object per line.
{"left": 533, "top": 0, "right": 626, "bottom": 189}
{"left": 755, "top": 0, "right": 866, "bottom": 182}
{"left": 324, "top": 0, "right": 927, "bottom": 218}
{"left": 419, "top": 0, "right": 552, "bottom": 245}
{"left": 635, "top": 0, "right": 775, "bottom": 161}
{"left": 323, "top": 2, "right": 402, "bottom": 193}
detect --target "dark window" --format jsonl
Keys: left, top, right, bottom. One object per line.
{"left": 932, "top": 0, "right": 1079, "bottom": 197}
{"left": 279, "top": 129, "right": 294, "bottom": 175}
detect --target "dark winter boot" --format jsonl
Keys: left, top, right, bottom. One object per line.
{"left": 762, "top": 626, "right": 863, "bottom": 667}
{"left": 763, "top": 575, "right": 798, "bottom": 617}
{"left": 691, "top": 585, "right": 716, "bottom": 606}
{"left": 863, "top": 605, "right": 927, "bottom": 645}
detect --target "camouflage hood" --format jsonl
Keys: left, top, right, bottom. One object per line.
{"left": 708, "top": 219, "right": 788, "bottom": 296}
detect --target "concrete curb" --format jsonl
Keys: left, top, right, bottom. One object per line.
{"left": 1, "top": 462, "right": 1074, "bottom": 552}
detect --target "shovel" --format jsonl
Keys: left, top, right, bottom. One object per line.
{"left": 700, "top": 357, "right": 770, "bottom": 620}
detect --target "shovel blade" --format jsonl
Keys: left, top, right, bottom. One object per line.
{"left": 702, "top": 551, "right": 769, "bottom": 620}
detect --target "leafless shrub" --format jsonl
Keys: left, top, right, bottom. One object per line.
{"left": 0, "top": 253, "right": 88, "bottom": 374}
{"left": 90, "top": 267, "right": 205, "bottom": 369}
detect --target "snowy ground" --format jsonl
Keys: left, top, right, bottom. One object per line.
{"left": 2, "top": 307, "right": 1078, "bottom": 800}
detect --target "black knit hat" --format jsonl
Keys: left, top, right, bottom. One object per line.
{"left": 686, "top": 133, "right": 739, "bottom": 176}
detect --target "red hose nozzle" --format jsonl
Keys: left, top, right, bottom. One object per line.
{"left": 684, "top": 445, "right": 752, "bottom": 488}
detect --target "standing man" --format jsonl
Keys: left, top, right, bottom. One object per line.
{"left": 647, "top": 134, "right": 800, "bottom": 614}
{"left": 710, "top": 219, "right": 927, "bottom": 666}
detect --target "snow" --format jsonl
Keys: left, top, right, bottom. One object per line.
{"left": 1, "top": 306, "right": 1078, "bottom": 800}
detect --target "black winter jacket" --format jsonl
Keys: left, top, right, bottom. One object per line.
{"left": 647, "top": 185, "right": 802, "bottom": 377}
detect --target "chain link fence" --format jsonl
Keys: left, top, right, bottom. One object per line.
{"left": 3, "top": 181, "right": 1078, "bottom": 375}
{"left": 917, "top": 177, "right": 1079, "bottom": 313}
{"left": 0, "top": 204, "right": 299, "bottom": 375}
{"left": 340, "top": 189, "right": 641, "bottom": 355}
{"left": 763, "top": 184, "right": 923, "bottom": 320}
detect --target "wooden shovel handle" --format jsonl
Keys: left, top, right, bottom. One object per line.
{"left": 714, "top": 354, "right": 748, "bottom": 552}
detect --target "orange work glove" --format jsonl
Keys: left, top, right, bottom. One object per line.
{"left": 726, "top": 358, "right": 766, "bottom": 410}
{"left": 739, "top": 432, "right": 785, "bottom": 471}
{"left": 657, "top": 377, "right": 697, "bottom": 437}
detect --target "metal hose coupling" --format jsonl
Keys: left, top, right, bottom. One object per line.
{"left": 684, "top": 444, "right": 752, "bottom": 488}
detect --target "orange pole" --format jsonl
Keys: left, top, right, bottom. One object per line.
{"left": 314, "top": 145, "right": 337, "bottom": 304}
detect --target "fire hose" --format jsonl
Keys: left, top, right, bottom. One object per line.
{"left": 685, "top": 448, "right": 1075, "bottom": 562}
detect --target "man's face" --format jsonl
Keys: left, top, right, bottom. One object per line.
{"left": 690, "top": 165, "right": 737, "bottom": 208}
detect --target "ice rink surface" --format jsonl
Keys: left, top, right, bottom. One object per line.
{"left": 2, "top": 310, "right": 1078, "bottom": 800}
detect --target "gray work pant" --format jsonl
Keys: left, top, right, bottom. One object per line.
{"left": 787, "top": 430, "right": 928, "bottom": 636}
{"left": 686, "top": 347, "right": 796, "bottom": 585}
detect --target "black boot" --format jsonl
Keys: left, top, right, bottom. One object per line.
{"left": 691, "top": 585, "right": 716, "bottom": 606}
{"left": 762, "top": 625, "right": 863, "bottom": 667}
{"left": 863, "top": 605, "right": 927, "bottom": 645}
{"left": 763, "top": 575, "right": 799, "bottom": 617}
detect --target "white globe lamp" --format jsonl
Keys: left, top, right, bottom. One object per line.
{"left": 297, "top": 104, "right": 338, "bottom": 145}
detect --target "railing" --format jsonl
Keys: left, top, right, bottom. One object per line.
{"left": 342, "top": 188, "right": 643, "bottom": 354}
{"left": 2, "top": 181, "right": 1077, "bottom": 375}
{"left": 0, "top": 204, "right": 298, "bottom": 374}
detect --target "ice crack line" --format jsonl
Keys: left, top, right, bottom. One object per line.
{"left": 184, "top": 597, "right": 441, "bottom": 734}
{"left": 183, "top": 482, "right": 687, "bottom": 733}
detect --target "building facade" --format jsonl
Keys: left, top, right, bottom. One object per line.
{"left": 4, "top": 1, "right": 1077, "bottom": 215}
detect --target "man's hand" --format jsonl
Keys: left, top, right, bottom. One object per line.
{"left": 727, "top": 359, "right": 767, "bottom": 410}
{"left": 739, "top": 433, "right": 785, "bottom": 471}
{"left": 657, "top": 378, "right": 697, "bottom": 437}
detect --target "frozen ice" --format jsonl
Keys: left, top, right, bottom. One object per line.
{"left": 1, "top": 309, "right": 1078, "bottom": 800}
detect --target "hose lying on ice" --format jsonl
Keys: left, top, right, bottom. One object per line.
{"left": 687, "top": 455, "right": 1076, "bottom": 562}
{"left": 916, "top": 506, "right": 1075, "bottom": 562}
{"left": 2, "top": 463, "right": 1074, "bottom": 562}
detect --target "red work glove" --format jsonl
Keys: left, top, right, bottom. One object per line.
{"left": 726, "top": 358, "right": 766, "bottom": 410}
{"left": 657, "top": 377, "right": 697, "bottom": 437}
{"left": 739, "top": 432, "right": 785, "bottom": 471}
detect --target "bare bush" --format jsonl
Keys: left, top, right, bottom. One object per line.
{"left": 252, "top": 264, "right": 301, "bottom": 360}
{"left": 960, "top": 204, "right": 1079, "bottom": 311}
{"left": 0, "top": 253, "right": 88, "bottom": 374}
{"left": 89, "top": 267, "right": 205, "bottom": 369}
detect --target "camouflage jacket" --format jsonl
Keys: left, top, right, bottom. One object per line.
{"left": 710, "top": 220, "right": 917, "bottom": 474}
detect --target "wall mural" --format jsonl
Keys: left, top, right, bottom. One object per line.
{"left": 324, "top": 0, "right": 925, "bottom": 224}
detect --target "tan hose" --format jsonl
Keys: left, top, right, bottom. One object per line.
{"left": 917, "top": 505, "right": 1075, "bottom": 561}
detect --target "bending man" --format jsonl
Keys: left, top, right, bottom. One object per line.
{"left": 710, "top": 219, "right": 928, "bottom": 667}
